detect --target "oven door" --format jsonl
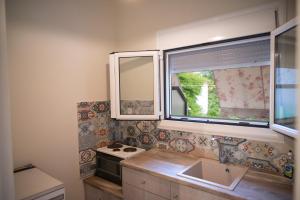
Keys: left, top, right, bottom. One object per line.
{"left": 95, "top": 152, "right": 123, "bottom": 185}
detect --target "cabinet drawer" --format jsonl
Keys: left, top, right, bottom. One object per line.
{"left": 176, "top": 185, "right": 229, "bottom": 200}
{"left": 123, "top": 183, "right": 145, "bottom": 200}
{"left": 123, "top": 167, "right": 171, "bottom": 199}
{"left": 145, "top": 191, "right": 168, "bottom": 200}
{"left": 123, "top": 167, "right": 147, "bottom": 189}
{"left": 124, "top": 183, "right": 168, "bottom": 200}
{"left": 145, "top": 173, "right": 170, "bottom": 199}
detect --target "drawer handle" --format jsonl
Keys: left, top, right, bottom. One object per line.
{"left": 141, "top": 180, "right": 146, "bottom": 184}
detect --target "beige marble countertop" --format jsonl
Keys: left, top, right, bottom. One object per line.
{"left": 121, "top": 148, "right": 293, "bottom": 200}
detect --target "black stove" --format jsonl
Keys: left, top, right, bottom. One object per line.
{"left": 112, "top": 148, "right": 121, "bottom": 152}
{"left": 123, "top": 147, "right": 137, "bottom": 152}
{"left": 107, "top": 143, "right": 123, "bottom": 149}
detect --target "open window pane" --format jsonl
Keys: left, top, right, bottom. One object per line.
{"left": 110, "top": 50, "right": 160, "bottom": 120}
{"left": 119, "top": 56, "right": 154, "bottom": 115}
{"left": 166, "top": 35, "right": 270, "bottom": 126}
{"left": 274, "top": 26, "right": 297, "bottom": 129}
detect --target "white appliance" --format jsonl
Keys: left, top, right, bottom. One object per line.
{"left": 96, "top": 143, "right": 145, "bottom": 185}
{"left": 97, "top": 143, "right": 145, "bottom": 159}
{"left": 15, "top": 167, "right": 65, "bottom": 200}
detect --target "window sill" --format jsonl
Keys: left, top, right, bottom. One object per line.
{"left": 158, "top": 120, "right": 285, "bottom": 143}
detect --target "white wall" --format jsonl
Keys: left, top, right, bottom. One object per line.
{"left": 0, "top": 0, "right": 15, "bottom": 199}
{"left": 157, "top": 4, "right": 278, "bottom": 50}
{"left": 6, "top": 1, "right": 116, "bottom": 199}
{"left": 115, "top": 0, "right": 280, "bottom": 51}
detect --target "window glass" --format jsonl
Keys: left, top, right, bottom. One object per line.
{"left": 274, "top": 27, "right": 297, "bottom": 129}
{"left": 166, "top": 36, "right": 270, "bottom": 126}
{"left": 119, "top": 56, "right": 154, "bottom": 115}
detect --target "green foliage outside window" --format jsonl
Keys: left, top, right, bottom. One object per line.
{"left": 177, "top": 71, "right": 220, "bottom": 118}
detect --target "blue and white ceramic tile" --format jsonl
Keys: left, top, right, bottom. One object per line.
{"left": 137, "top": 133, "right": 156, "bottom": 149}
{"left": 136, "top": 121, "right": 156, "bottom": 133}
{"left": 77, "top": 100, "right": 295, "bottom": 178}
{"left": 120, "top": 100, "right": 154, "bottom": 115}
{"left": 79, "top": 148, "right": 96, "bottom": 165}
{"left": 245, "top": 157, "right": 279, "bottom": 173}
{"left": 168, "top": 137, "right": 195, "bottom": 153}
{"left": 77, "top": 101, "right": 112, "bottom": 178}
{"left": 80, "top": 162, "right": 96, "bottom": 179}
{"left": 155, "top": 129, "right": 171, "bottom": 142}
{"left": 79, "top": 148, "right": 97, "bottom": 178}
{"left": 219, "top": 137, "right": 246, "bottom": 146}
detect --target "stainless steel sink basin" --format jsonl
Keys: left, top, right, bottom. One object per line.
{"left": 177, "top": 158, "right": 248, "bottom": 190}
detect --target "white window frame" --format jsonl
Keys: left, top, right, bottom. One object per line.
{"left": 110, "top": 51, "right": 160, "bottom": 120}
{"left": 157, "top": 120, "right": 284, "bottom": 143}
{"left": 159, "top": 35, "right": 285, "bottom": 143}
{"left": 270, "top": 18, "right": 299, "bottom": 138}
{"left": 164, "top": 35, "right": 270, "bottom": 126}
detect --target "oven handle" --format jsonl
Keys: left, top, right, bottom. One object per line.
{"left": 96, "top": 168, "right": 121, "bottom": 178}
{"left": 97, "top": 155, "right": 122, "bottom": 165}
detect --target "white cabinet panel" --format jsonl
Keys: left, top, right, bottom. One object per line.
{"left": 122, "top": 167, "right": 171, "bottom": 199}
{"left": 124, "top": 183, "right": 168, "bottom": 200}
{"left": 145, "top": 191, "right": 168, "bottom": 200}
{"left": 123, "top": 167, "right": 171, "bottom": 199}
{"left": 123, "top": 167, "right": 230, "bottom": 200}
{"left": 122, "top": 167, "right": 147, "bottom": 190}
{"left": 170, "top": 183, "right": 179, "bottom": 200}
{"left": 123, "top": 183, "right": 145, "bottom": 200}
{"left": 178, "top": 185, "right": 229, "bottom": 200}
{"left": 144, "top": 172, "right": 170, "bottom": 199}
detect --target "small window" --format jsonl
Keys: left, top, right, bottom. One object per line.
{"left": 164, "top": 34, "right": 271, "bottom": 127}
{"left": 270, "top": 18, "right": 298, "bottom": 137}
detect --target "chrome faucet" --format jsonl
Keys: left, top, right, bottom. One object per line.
{"left": 219, "top": 147, "right": 230, "bottom": 164}
{"left": 211, "top": 136, "right": 230, "bottom": 164}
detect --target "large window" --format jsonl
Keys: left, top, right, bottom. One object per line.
{"left": 165, "top": 34, "right": 271, "bottom": 127}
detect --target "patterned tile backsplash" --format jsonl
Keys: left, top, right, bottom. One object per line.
{"left": 77, "top": 101, "right": 113, "bottom": 178}
{"left": 77, "top": 101, "right": 294, "bottom": 178}
{"left": 120, "top": 100, "right": 154, "bottom": 115}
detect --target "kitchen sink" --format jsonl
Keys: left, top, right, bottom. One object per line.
{"left": 177, "top": 158, "right": 248, "bottom": 190}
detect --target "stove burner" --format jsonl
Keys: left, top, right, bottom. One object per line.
{"left": 123, "top": 147, "right": 137, "bottom": 152}
{"left": 107, "top": 143, "right": 123, "bottom": 149}
{"left": 112, "top": 148, "right": 121, "bottom": 152}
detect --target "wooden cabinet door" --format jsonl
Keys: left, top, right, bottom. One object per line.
{"left": 123, "top": 167, "right": 147, "bottom": 190}
{"left": 171, "top": 184, "right": 229, "bottom": 200}
{"left": 170, "top": 183, "right": 179, "bottom": 200}
{"left": 123, "top": 183, "right": 145, "bottom": 200}
{"left": 145, "top": 191, "right": 168, "bottom": 200}
{"left": 122, "top": 167, "right": 171, "bottom": 199}
{"left": 144, "top": 173, "right": 170, "bottom": 199}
